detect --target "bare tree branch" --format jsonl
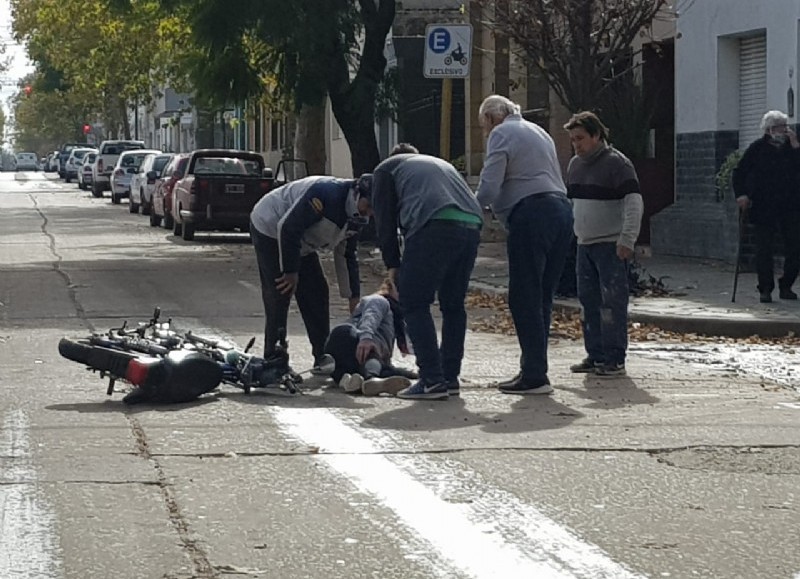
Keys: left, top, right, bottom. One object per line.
{"left": 479, "top": 0, "right": 668, "bottom": 111}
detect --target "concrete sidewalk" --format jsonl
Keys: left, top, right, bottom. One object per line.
{"left": 468, "top": 242, "right": 800, "bottom": 338}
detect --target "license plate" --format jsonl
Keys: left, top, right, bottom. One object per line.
{"left": 225, "top": 184, "right": 245, "bottom": 194}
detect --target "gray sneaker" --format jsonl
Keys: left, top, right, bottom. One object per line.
{"left": 594, "top": 363, "right": 626, "bottom": 378}
{"left": 362, "top": 375, "right": 411, "bottom": 396}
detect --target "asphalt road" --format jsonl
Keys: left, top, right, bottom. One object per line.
{"left": 1, "top": 171, "right": 799, "bottom": 579}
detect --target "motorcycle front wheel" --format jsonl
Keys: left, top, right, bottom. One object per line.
{"left": 58, "top": 338, "right": 93, "bottom": 365}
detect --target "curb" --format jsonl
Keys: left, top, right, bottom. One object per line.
{"left": 471, "top": 282, "right": 800, "bottom": 340}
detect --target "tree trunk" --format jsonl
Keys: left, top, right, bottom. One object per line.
{"left": 294, "top": 100, "right": 327, "bottom": 174}
{"left": 328, "top": 0, "right": 395, "bottom": 176}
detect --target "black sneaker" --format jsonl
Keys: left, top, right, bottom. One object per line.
{"left": 760, "top": 291, "right": 773, "bottom": 303}
{"left": 569, "top": 358, "right": 602, "bottom": 373}
{"left": 446, "top": 379, "right": 460, "bottom": 397}
{"left": 497, "top": 376, "right": 553, "bottom": 395}
{"left": 397, "top": 379, "right": 449, "bottom": 400}
{"left": 594, "top": 363, "right": 626, "bottom": 378}
{"left": 779, "top": 287, "right": 798, "bottom": 300}
{"left": 495, "top": 372, "right": 521, "bottom": 388}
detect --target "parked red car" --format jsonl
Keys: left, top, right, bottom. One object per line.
{"left": 170, "top": 149, "right": 276, "bottom": 241}
{"left": 149, "top": 153, "right": 190, "bottom": 229}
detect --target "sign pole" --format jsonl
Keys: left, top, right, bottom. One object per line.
{"left": 439, "top": 78, "right": 452, "bottom": 160}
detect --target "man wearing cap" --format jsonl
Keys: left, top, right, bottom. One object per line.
{"left": 249, "top": 175, "right": 373, "bottom": 366}
{"left": 371, "top": 143, "right": 483, "bottom": 400}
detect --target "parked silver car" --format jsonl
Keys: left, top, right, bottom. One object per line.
{"left": 110, "top": 149, "right": 161, "bottom": 205}
{"left": 78, "top": 151, "right": 98, "bottom": 190}
{"left": 64, "top": 148, "right": 96, "bottom": 183}
{"left": 129, "top": 153, "right": 173, "bottom": 215}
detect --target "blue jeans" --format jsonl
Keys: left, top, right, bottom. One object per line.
{"left": 577, "top": 242, "right": 629, "bottom": 365}
{"left": 506, "top": 194, "right": 574, "bottom": 383}
{"left": 399, "top": 221, "right": 481, "bottom": 384}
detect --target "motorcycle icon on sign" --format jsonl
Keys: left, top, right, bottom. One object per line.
{"left": 444, "top": 43, "right": 468, "bottom": 66}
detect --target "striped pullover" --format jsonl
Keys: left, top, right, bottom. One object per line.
{"left": 565, "top": 143, "right": 643, "bottom": 250}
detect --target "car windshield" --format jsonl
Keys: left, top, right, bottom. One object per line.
{"left": 193, "top": 157, "right": 251, "bottom": 175}
{"left": 120, "top": 153, "right": 150, "bottom": 169}
{"left": 153, "top": 156, "right": 172, "bottom": 173}
{"left": 103, "top": 143, "right": 144, "bottom": 155}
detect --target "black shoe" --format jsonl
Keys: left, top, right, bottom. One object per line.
{"left": 496, "top": 372, "right": 521, "bottom": 388}
{"left": 760, "top": 291, "right": 773, "bottom": 303}
{"left": 445, "top": 379, "right": 460, "bottom": 397}
{"left": 497, "top": 375, "right": 553, "bottom": 395}
{"left": 569, "top": 358, "right": 602, "bottom": 373}
{"left": 779, "top": 287, "right": 798, "bottom": 300}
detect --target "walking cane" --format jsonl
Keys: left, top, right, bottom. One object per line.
{"left": 731, "top": 206, "right": 746, "bottom": 303}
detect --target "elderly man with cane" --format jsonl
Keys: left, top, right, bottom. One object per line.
{"left": 732, "top": 110, "right": 800, "bottom": 303}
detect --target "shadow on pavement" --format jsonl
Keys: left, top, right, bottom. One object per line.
{"left": 557, "top": 376, "right": 660, "bottom": 410}
{"left": 45, "top": 396, "right": 220, "bottom": 413}
{"left": 479, "top": 396, "right": 584, "bottom": 434}
{"left": 361, "top": 396, "right": 491, "bottom": 432}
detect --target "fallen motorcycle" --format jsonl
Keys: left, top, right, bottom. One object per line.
{"left": 58, "top": 308, "right": 335, "bottom": 403}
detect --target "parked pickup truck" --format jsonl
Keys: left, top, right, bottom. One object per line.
{"left": 171, "top": 149, "right": 307, "bottom": 241}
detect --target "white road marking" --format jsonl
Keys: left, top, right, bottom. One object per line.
{"left": 237, "top": 280, "right": 260, "bottom": 293}
{"left": 272, "top": 407, "right": 643, "bottom": 579}
{"left": 776, "top": 403, "right": 800, "bottom": 410}
{"left": 0, "top": 410, "right": 61, "bottom": 578}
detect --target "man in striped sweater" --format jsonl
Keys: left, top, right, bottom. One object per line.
{"left": 564, "top": 111, "right": 643, "bottom": 378}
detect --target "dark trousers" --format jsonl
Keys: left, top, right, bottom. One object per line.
{"left": 324, "top": 323, "right": 416, "bottom": 382}
{"left": 506, "top": 194, "right": 574, "bottom": 383}
{"left": 250, "top": 222, "right": 329, "bottom": 360}
{"left": 324, "top": 324, "right": 360, "bottom": 382}
{"left": 577, "top": 242, "right": 629, "bottom": 365}
{"left": 399, "top": 221, "right": 480, "bottom": 384}
{"left": 755, "top": 213, "right": 800, "bottom": 293}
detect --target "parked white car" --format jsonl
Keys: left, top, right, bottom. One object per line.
{"left": 92, "top": 140, "right": 145, "bottom": 198}
{"left": 15, "top": 152, "right": 39, "bottom": 171}
{"left": 110, "top": 149, "right": 161, "bottom": 206}
{"left": 64, "top": 148, "right": 96, "bottom": 183}
{"left": 78, "top": 151, "right": 98, "bottom": 190}
{"left": 129, "top": 153, "right": 173, "bottom": 215}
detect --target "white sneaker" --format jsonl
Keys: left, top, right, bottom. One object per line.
{"left": 342, "top": 373, "right": 364, "bottom": 394}
{"left": 362, "top": 376, "right": 411, "bottom": 397}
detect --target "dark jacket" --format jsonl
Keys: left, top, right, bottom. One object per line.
{"left": 732, "top": 135, "right": 800, "bottom": 222}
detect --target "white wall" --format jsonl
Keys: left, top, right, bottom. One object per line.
{"left": 677, "top": 0, "right": 800, "bottom": 133}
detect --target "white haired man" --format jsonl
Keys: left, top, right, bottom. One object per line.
{"left": 476, "top": 95, "right": 574, "bottom": 395}
{"left": 733, "top": 110, "right": 800, "bottom": 303}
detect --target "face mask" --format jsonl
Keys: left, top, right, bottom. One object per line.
{"left": 769, "top": 131, "right": 787, "bottom": 144}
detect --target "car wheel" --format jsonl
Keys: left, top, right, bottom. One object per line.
{"left": 65, "top": 175, "right": 71, "bottom": 183}
{"left": 111, "top": 193, "right": 121, "bottom": 205}
{"left": 172, "top": 217, "right": 182, "bottom": 237}
{"left": 181, "top": 222, "right": 195, "bottom": 241}
{"left": 163, "top": 211, "right": 174, "bottom": 230}
{"left": 149, "top": 209, "right": 161, "bottom": 227}
{"left": 129, "top": 200, "right": 138, "bottom": 214}
{"left": 91, "top": 183, "right": 103, "bottom": 198}
{"left": 140, "top": 190, "right": 151, "bottom": 215}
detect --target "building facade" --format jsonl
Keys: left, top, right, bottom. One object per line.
{"left": 651, "top": 0, "right": 800, "bottom": 261}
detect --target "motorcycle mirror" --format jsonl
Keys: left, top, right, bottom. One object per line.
{"left": 245, "top": 337, "right": 256, "bottom": 353}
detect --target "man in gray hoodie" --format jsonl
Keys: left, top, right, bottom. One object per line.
{"left": 563, "top": 111, "right": 643, "bottom": 377}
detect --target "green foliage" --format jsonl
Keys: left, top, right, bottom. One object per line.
{"left": 716, "top": 149, "right": 744, "bottom": 201}
{"left": 374, "top": 67, "right": 400, "bottom": 122}
{"left": 10, "top": 0, "right": 195, "bottom": 140}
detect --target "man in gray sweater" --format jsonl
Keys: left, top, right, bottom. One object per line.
{"left": 372, "top": 143, "right": 483, "bottom": 400}
{"left": 476, "top": 95, "right": 574, "bottom": 395}
{"left": 564, "top": 111, "right": 643, "bottom": 377}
